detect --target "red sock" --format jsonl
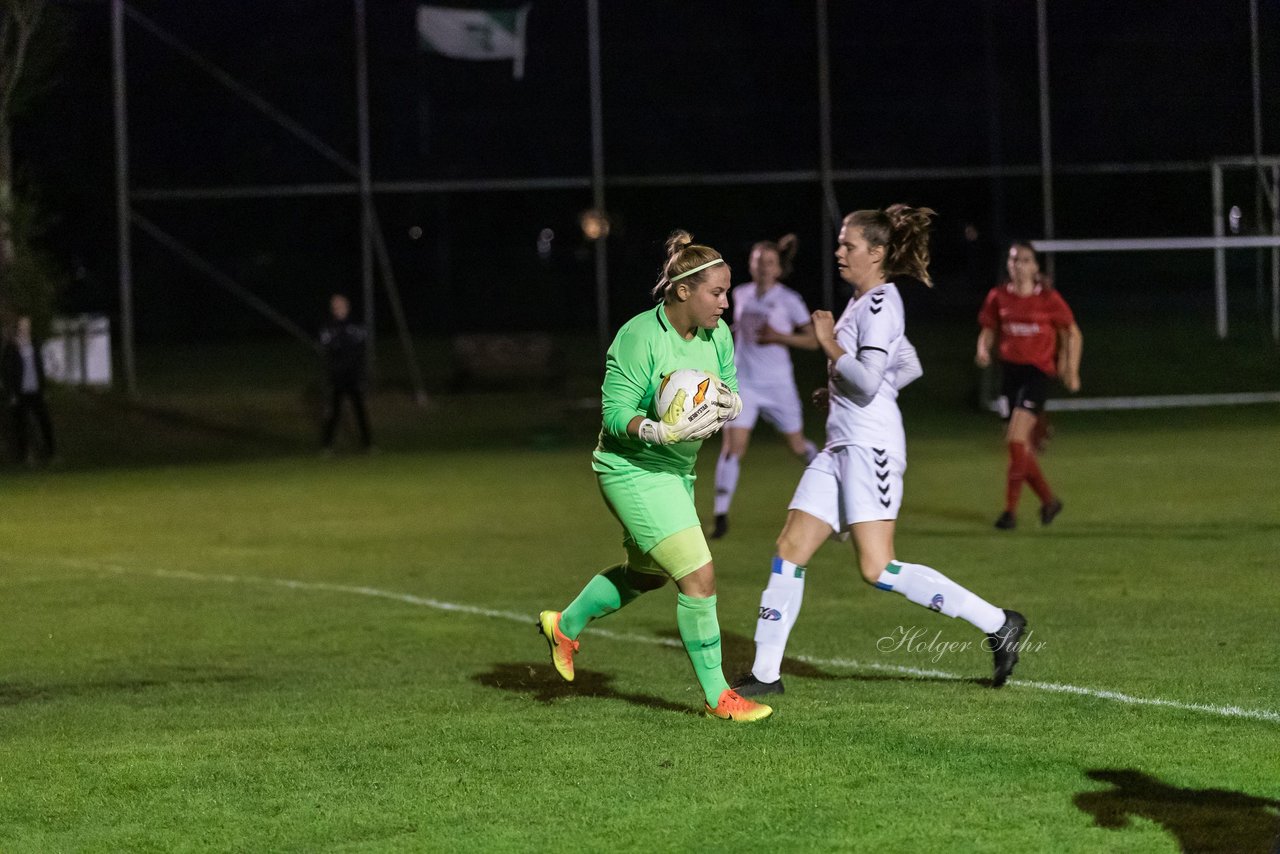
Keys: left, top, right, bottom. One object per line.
{"left": 1023, "top": 452, "right": 1054, "bottom": 504}
{"left": 1005, "top": 442, "right": 1028, "bottom": 513}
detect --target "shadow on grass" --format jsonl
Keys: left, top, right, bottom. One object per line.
{"left": 0, "top": 673, "right": 252, "bottom": 706}
{"left": 474, "top": 663, "right": 699, "bottom": 716}
{"left": 1074, "top": 768, "right": 1280, "bottom": 853}
{"left": 479, "top": 626, "right": 988, "bottom": 715}
{"left": 668, "top": 629, "right": 987, "bottom": 689}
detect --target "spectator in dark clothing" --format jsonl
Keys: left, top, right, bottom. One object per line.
{"left": 1, "top": 316, "right": 57, "bottom": 466}
{"left": 319, "top": 294, "right": 373, "bottom": 453}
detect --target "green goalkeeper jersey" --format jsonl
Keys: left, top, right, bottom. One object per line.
{"left": 592, "top": 303, "right": 738, "bottom": 476}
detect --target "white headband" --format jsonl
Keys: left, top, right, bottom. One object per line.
{"left": 669, "top": 258, "right": 725, "bottom": 282}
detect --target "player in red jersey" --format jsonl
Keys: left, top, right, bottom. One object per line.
{"left": 975, "top": 241, "right": 1083, "bottom": 530}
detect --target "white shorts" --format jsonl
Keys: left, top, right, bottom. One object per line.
{"left": 788, "top": 444, "right": 905, "bottom": 530}
{"left": 734, "top": 382, "right": 804, "bottom": 435}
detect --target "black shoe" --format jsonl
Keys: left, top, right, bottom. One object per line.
{"left": 1040, "top": 499, "right": 1063, "bottom": 526}
{"left": 994, "top": 511, "right": 1016, "bottom": 530}
{"left": 987, "top": 610, "right": 1027, "bottom": 688}
{"left": 710, "top": 513, "right": 729, "bottom": 540}
{"left": 731, "top": 672, "right": 785, "bottom": 697}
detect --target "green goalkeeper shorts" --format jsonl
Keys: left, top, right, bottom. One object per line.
{"left": 596, "top": 463, "right": 711, "bottom": 579}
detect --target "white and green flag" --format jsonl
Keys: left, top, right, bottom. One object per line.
{"left": 417, "top": 5, "right": 531, "bottom": 79}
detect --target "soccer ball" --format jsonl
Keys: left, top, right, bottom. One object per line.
{"left": 655, "top": 368, "right": 716, "bottom": 424}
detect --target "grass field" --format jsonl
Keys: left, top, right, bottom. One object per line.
{"left": 1, "top": 383, "right": 1278, "bottom": 850}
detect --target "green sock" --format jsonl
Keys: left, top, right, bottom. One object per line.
{"left": 560, "top": 565, "right": 641, "bottom": 639}
{"left": 676, "top": 592, "right": 731, "bottom": 706}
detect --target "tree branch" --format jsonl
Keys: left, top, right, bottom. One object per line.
{"left": 0, "top": 0, "right": 46, "bottom": 116}
{"left": 0, "top": 13, "right": 13, "bottom": 97}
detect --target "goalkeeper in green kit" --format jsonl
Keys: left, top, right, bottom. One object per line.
{"left": 537, "top": 230, "right": 773, "bottom": 722}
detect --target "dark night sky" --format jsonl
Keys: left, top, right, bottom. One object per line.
{"left": 14, "top": 0, "right": 1280, "bottom": 339}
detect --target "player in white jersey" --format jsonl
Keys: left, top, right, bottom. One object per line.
{"left": 711, "top": 234, "right": 818, "bottom": 539}
{"left": 733, "top": 205, "right": 1028, "bottom": 698}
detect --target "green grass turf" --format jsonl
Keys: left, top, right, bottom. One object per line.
{"left": 1, "top": 400, "right": 1278, "bottom": 851}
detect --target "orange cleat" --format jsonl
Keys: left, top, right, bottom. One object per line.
{"left": 537, "top": 610, "right": 579, "bottom": 682}
{"left": 705, "top": 688, "right": 773, "bottom": 722}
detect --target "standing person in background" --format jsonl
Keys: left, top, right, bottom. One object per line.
{"left": 734, "top": 205, "right": 1027, "bottom": 698}
{"left": 711, "top": 234, "right": 818, "bottom": 540}
{"left": 537, "top": 230, "right": 772, "bottom": 723}
{"left": 975, "top": 241, "right": 1082, "bottom": 530}
{"left": 2, "top": 316, "right": 56, "bottom": 466}
{"left": 319, "top": 294, "right": 374, "bottom": 454}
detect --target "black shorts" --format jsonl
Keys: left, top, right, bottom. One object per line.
{"left": 997, "top": 361, "right": 1049, "bottom": 419}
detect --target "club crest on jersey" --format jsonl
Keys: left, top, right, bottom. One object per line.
{"left": 929, "top": 594, "right": 945, "bottom": 612}
{"left": 759, "top": 607, "right": 782, "bottom": 621}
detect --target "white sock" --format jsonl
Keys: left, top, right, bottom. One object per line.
{"left": 801, "top": 440, "right": 818, "bottom": 464}
{"left": 751, "top": 557, "right": 806, "bottom": 682}
{"left": 875, "top": 560, "right": 1005, "bottom": 634}
{"left": 713, "top": 453, "right": 740, "bottom": 516}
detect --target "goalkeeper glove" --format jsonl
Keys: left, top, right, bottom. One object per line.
{"left": 637, "top": 388, "right": 724, "bottom": 444}
{"left": 712, "top": 381, "right": 743, "bottom": 422}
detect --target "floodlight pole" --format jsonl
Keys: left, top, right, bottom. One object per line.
{"left": 587, "top": 0, "right": 608, "bottom": 363}
{"left": 1036, "top": 0, "right": 1055, "bottom": 279}
{"left": 111, "top": 0, "right": 137, "bottom": 397}
{"left": 1248, "top": 0, "right": 1279, "bottom": 342}
{"left": 1249, "top": 0, "right": 1266, "bottom": 205}
{"left": 354, "top": 0, "right": 376, "bottom": 377}
{"left": 1212, "top": 163, "right": 1228, "bottom": 339}
{"left": 983, "top": 0, "right": 1007, "bottom": 245}
{"left": 815, "top": 0, "right": 837, "bottom": 310}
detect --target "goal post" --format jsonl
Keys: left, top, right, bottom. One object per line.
{"left": 1031, "top": 235, "right": 1280, "bottom": 343}
{"left": 1034, "top": 158, "right": 1280, "bottom": 343}
{"left": 981, "top": 224, "right": 1280, "bottom": 413}
{"left": 1211, "top": 157, "right": 1280, "bottom": 341}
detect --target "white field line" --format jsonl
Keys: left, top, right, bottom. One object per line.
{"left": 67, "top": 561, "right": 1280, "bottom": 725}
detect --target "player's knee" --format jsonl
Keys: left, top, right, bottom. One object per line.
{"left": 775, "top": 531, "right": 810, "bottom": 565}
{"left": 675, "top": 562, "right": 716, "bottom": 598}
{"left": 622, "top": 565, "right": 667, "bottom": 592}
